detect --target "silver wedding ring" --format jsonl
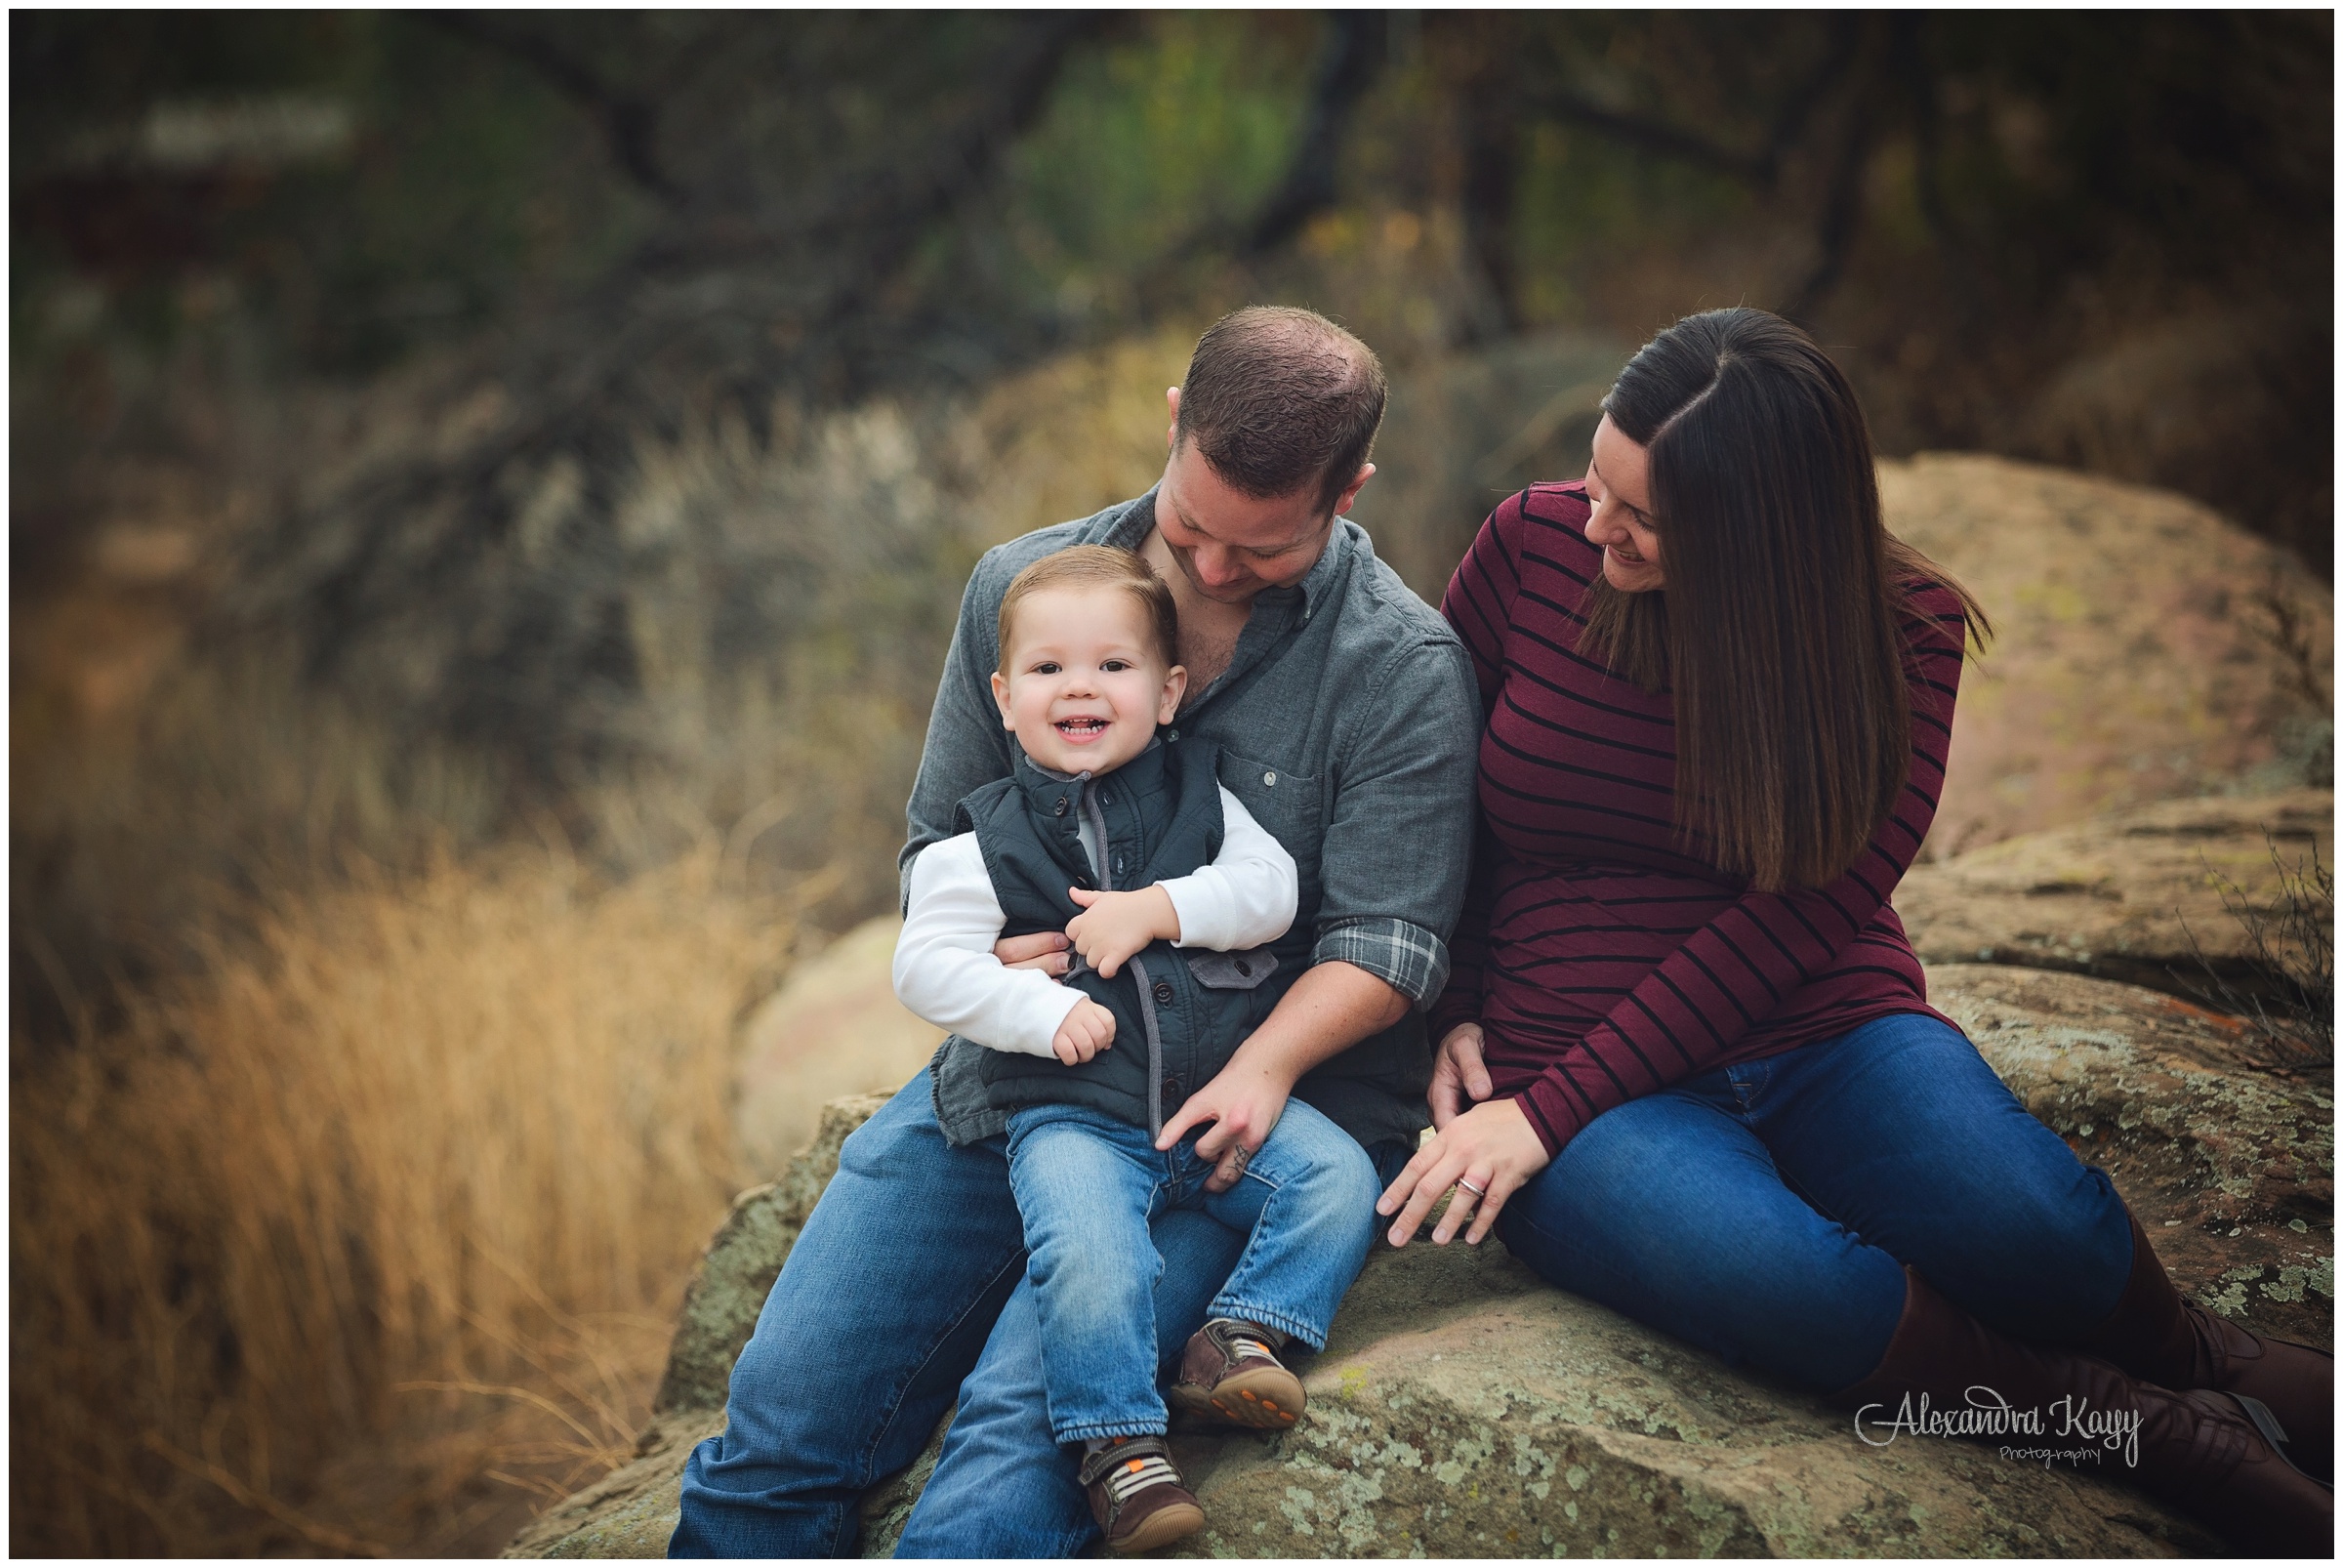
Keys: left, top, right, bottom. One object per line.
{"left": 1456, "top": 1177, "right": 1487, "bottom": 1198}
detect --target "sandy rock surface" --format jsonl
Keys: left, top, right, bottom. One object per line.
{"left": 732, "top": 918, "right": 938, "bottom": 1178}
{"left": 1878, "top": 454, "right": 2329, "bottom": 855}
{"left": 506, "top": 967, "right": 2329, "bottom": 1559}
{"left": 1898, "top": 787, "right": 2331, "bottom": 1004}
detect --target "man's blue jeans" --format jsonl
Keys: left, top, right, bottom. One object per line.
{"left": 1495, "top": 1011, "right": 2136, "bottom": 1394}
{"left": 671, "top": 1073, "right": 1408, "bottom": 1557}
{"left": 1004, "top": 1098, "right": 1378, "bottom": 1444}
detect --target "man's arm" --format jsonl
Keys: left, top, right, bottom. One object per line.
{"left": 899, "top": 553, "right": 1020, "bottom": 910}
{"left": 1304, "top": 633, "right": 1484, "bottom": 1010}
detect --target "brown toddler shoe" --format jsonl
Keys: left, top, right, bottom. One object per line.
{"left": 1167, "top": 1317, "right": 1305, "bottom": 1430}
{"left": 1079, "top": 1435, "right": 1205, "bottom": 1554}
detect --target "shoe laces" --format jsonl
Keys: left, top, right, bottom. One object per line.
{"left": 1212, "top": 1318, "right": 1278, "bottom": 1365}
{"left": 1101, "top": 1449, "right": 1182, "bottom": 1506}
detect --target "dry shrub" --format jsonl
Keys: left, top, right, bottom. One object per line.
{"left": 5, "top": 330, "right": 1209, "bottom": 1556}
{"left": 11, "top": 847, "right": 797, "bottom": 1555}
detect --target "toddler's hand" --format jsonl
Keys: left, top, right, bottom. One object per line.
{"left": 1065, "top": 886, "right": 1179, "bottom": 978}
{"left": 1051, "top": 999, "right": 1116, "bottom": 1065}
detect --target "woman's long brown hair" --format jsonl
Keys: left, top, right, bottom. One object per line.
{"left": 1581, "top": 309, "right": 1990, "bottom": 891}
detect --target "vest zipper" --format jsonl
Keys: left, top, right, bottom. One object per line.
{"left": 1081, "top": 779, "right": 1167, "bottom": 1137}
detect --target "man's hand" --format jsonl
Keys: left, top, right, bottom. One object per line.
{"left": 1064, "top": 886, "right": 1178, "bottom": 978}
{"left": 1155, "top": 1052, "right": 1296, "bottom": 1192}
{"left": 1050, "top": 999, "right": 1116, "bottom": 1065}
{"left": 1429, "top": 1022, "right": 1495, "bottom": 1130}
{"left": 994, "top": 929, "right": 1071, "bottom": 976}
{"left": 1376, "top": 1095, "right": 1548, "bottom": 1247}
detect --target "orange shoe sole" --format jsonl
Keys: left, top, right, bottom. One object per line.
{"left": 1167, "top": 1363, "right": 1305, "bottom": 1430}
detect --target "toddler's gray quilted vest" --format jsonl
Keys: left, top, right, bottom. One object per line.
{"left": 959, "top": 738, "right": 1290, "bottom": 1134}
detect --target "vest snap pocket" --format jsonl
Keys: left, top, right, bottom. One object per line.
{"left": 1162, "top": 1076, "right": 1180, "bottom": 1099}
{"left": 1152, "top": 980, "right": 1174, "bottom": 1005}
{"left": 1234, "top": 959, "right": 1252, "bottom": 977}
{"left": 1053, "top": 796, "right": 1067, "bottom": 816}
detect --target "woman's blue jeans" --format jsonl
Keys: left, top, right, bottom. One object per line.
{"left": 1004, "top": 1098, "right": 1379, "bottom": 1444}
{"left": 1496, "top": 1011, "right": 2136, "bottom": 1393}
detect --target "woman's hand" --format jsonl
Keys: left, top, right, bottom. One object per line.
{"left": 1376, "top": 1095, "right": 1548, "bottom": 1247}
{"left": 1429, "top": 1022, "right": 1494, "bottom": 1131}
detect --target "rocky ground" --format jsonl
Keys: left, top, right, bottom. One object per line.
{"left": 506, "top": 954, "right": 2330, "bottom": 1558}
{"left": 1898, "top": 788, "right": 2329, "bottom": 1022}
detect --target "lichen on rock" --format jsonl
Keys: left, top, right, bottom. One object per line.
{"left": 508, "top": 972, "right": 2324, "bottom": 1559}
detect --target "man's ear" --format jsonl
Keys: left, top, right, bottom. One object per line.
{"left": 1157, "top": 664, "right": 1189, "bottom": 725}
{"left": 990, "top": 670, "right": 1017, "bottom": 729}
{"left": 1164, "top": 387, "right": 1181, "bottom": 452}
{"left": 1330, "top": 461, "right": 1376, "bottom": 519}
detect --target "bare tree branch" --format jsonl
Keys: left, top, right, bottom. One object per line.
{"left": 427, "top": 12, "right": 685, "bottom": 206}
{"left": 1244, "top": 12, "right": 1384, "bottom": 255}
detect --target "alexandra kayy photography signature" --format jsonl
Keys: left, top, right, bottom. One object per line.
{"left": 1854, "top": 1388, "right": 2142, "bottom": 1468}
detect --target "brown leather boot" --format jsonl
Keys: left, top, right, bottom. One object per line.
{"left": 2078, "top": 1209, "right": 2332, "bottom": 1481}
{"left": 1837, "top": 1266, "right": 2331, "bottom": 1556}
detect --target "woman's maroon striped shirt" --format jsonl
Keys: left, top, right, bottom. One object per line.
{"left": 1430, "top": 483, "right": 1967, "bottom": 1157}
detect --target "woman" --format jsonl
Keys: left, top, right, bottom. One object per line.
{"left": 1377, "top": 308, "right": 2329, "bottom": 1551}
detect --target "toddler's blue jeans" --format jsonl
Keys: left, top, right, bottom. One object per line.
{"left": 1002, "top": 1096, "right": 1379, "bottom": 1444}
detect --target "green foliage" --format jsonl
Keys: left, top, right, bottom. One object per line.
{"left": 1002, "top": 15, "right": 1314, "bottom": 292}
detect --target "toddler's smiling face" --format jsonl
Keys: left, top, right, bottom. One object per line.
{"left": 991, "top": 584, "right": 1187, "bottom": 776}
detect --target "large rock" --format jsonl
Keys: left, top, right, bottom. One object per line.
{"left": 1898, "top": 788, "right": 2331, "bottom": 1012}
{"left": 1879, "top": 455, "right": 2330, "bottom": 854}
{"left": 507, "top": 969, "right": 2330, "bottom": 1558}
{"left": 732, "top": 918, "right": 940, "bottom": 1178}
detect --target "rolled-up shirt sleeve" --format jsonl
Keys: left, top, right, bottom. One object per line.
{"left": 1308, "top": 635, "right": 1483, "bottom": 1008}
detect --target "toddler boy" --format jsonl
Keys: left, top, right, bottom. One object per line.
{"left": 892, "top": 546, "right": 1377, "bottom": 1553}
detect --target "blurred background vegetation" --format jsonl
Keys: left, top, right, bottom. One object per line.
{"left": 11, "top": 11, "right": 2331, "bottom": 1555}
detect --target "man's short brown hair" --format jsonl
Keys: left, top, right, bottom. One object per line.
{"left": 1173, "top": 306, "right": 1386, "bottom": 518}
{"left": 996, "top": 546, "right": 1180, "bottom": 674}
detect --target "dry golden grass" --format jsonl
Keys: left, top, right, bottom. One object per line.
{"left": 11, "top": 846, "right": 801, "bottom": 1555}
{"left": 1, "top": 328, "right": 1254, "bottom": 1556}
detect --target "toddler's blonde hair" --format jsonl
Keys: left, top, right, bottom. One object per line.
{"left": 996, "top": 546, "right": 1179, "bottom": 674}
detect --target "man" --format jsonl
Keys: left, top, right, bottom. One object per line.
{"left": 672, "top": 306, "right": 1480, "bottom": 1556}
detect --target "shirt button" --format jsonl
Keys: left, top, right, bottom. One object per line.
{"left": 1262, "top": 770, "right": 1277, "bottom": 787}
{"left": 1152, "top": 980, "right": 1174, "bottom": 1005}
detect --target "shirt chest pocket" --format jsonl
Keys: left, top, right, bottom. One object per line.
{"left": 1218, "top": 749, "right": 1323, "bottom": 921}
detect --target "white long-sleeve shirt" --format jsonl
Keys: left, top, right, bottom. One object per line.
{"left": 893, "top": 785, "right": 1297, "bottom": 1058}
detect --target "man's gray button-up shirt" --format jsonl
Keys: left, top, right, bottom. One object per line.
{"left": 901, "top": 487, "right": 1482, "bottom": 1152}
